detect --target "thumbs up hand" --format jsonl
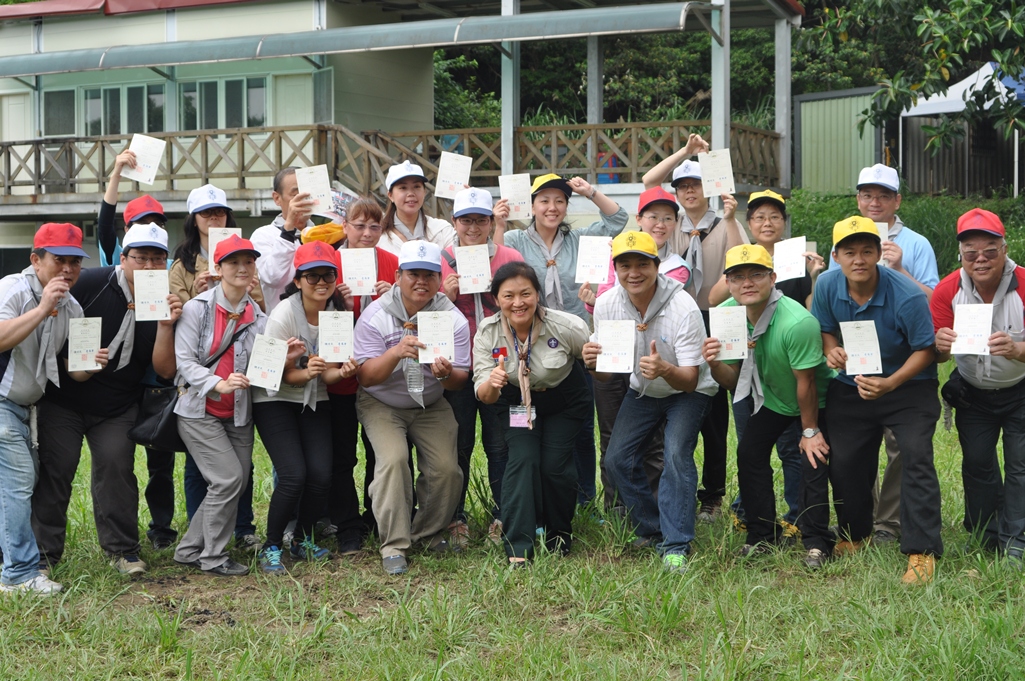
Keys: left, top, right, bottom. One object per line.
{"left": 639, "top": 340, "right": 666, "bottom": 380}
{"left": 489, "top": 355, "right": 509, "bottom": 390}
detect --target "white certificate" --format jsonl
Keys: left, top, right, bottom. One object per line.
{"left": 294, "top": 164, "right": 333, "bottom": 210}
{"left": 340, "top": 248, "right": 377, "bottom": 296}
{"left": 709, "top": 306, "right": 748, "bottom": 360}
{"left": 951, "top": 303, "right": 993, "bottom": 356}
{"left": 208, "top": 227, "right": 242, "bottom": 274}
{"left": 499, "top": 173, "right": 533, "bottom": 220}
{"left": 246, "top": 334, "right": 288, "bottom": 391}
{"left": 697, "top": 149, "right": 736, "bottom": 196}
{"left": 68, "top": 317, "right": 103, "bottom": 372}
{"left": 575, "top": 235, "right": 612, "bottom": 284}
{"left": 595, "top": 319, "right": 636, "bottom": 373}
{"left": 319, "top": 311, "right": 354, "bottom": 362}
{"left": 119, "top": 134, "right": 166, "bottom": 186}
{"left": 773, "top": 236, "right": 807, "bottom": 283}
{"left": 874, "top": 222, "right": 890, "bottom": 243}
{"left": 435, "top": 151, "right": 473, "bottom": 199}
{"left": 455, "top": 244, "right": 491, "bottom": 294}
{"left": 133, "top": 270, "right": 170, "bottom": 322}
{"left": 840, "top": 320, "right": 883, "bottom": 375}
{"left": 417, "top": 310, "right": 455, "bottom": 363}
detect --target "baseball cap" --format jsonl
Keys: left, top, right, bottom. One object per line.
{"left": 747, "top": 189, "right": 786, "bottom": 214}
{"left": 398, "top": 240, "right": 442, "bottom": 273}
{"left": 187, "top": 184, "right": 231, "bottom": 215}
{"left": 956, "top": 208, "right": 1006, "bottom": 240}
{"left": 856, "top": 164, "right": 900, "bottom": 193}
{"left": 385, "top": 161, "right": 428, "bottom": 191}
{"left": 452, "top": 187, "right": 494, "bottom": 218}
{"left": 832, "top": 216, "right": 881, "bottom": 249}
{"left": 637, "top": 187, "right": 679, "bottom": 216}
{"left": 671, "top": 160, "right": 702, "bottom": 187}
{"left": 293, "top": 241, "right": 340, "bottom": 272}
{"left": 123, "top": 195, "right": 166, "bottom": 225}
{"left": 724, "top": 244, "right": 773, "bottom": 273}
{"left": 611, "top": 231, "right": 658, "bottom": 261}
{"left": 34, "top": 223, "right": 90, "bottom": 258}
{"left": 530, "top": 173, "right": 572, "bottom": 199}
{"left": 213, "top": 234, "right": 260, "bottom": 264}
{"left": 301, "top": 223, "right": 345, "bottom": 246}
{"left": 122, "top": 222, "right": 169, "bottom": 252}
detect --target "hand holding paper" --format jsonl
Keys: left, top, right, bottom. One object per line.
{"left": 294, "top": 165, "right": 333, "bottom": 209}
{"left": 840, "top": 320, "right": 883, "bottom": 375}
{"left": 246, "top": 334, "right": 289, "bottom": 391}
{"left": 709, "top": 306, "right": 748, "bottom": 360}
{"left": 575, "top": 236, "right": 612, "bottom": 284}
{"left": 697, "top": 149, "right": 736, "bottom": 196}
{"left": 951, "top": 304, "right": 993, "bottom": 355}
{"left": 498, "top": 174, "right": 532, "bottom": 220}
{"left": 436, "top": 152, "right": 473, "bottom": 200}
{"left": 119, "top": 134, "right": 166, "bottom": 186}
{"left": 417, "top": 311, "right": 455, "bottom": 363}
{"left": 595, "top": 319, "right": 635, "bottom": 373}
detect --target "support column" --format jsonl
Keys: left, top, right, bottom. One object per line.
{"left": 774, "top": 18, "right": 791, "bottom": 189}
{"left": 587, "top": 35, "right": 603, "bottom": 182}
{"left": 710, "top": 0, "right": 730, "bottom": 154}
{"left": 500, "top": 0, "right": 521, "bottom": 176}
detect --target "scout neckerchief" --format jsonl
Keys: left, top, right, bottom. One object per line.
{"left": 106, "top": 266, "right": 137, "bottom": 372}
{"left": 210, "top": 285, "right": 254, "bottom": 362}
{"left": 392, "top": 212, "right": 426, "bottom": 242}
{"left": 954, "top": 256, "right": 1019, "bottom": 380}
{"left": 378, "top": 284, "right": 457, "bottom": 408}
{"left": 450, "top": 238, "right": 498, "bottom": 327}
{"left": 621, "top": 275, "right": 682, "bottom": 397}
{"left": 23, "top": 266, "right": 67, "bottom": 390}
{"left": 283, "top": 292, "right": 337, "bottom": 410}
{"left": 500, "top": 307, "right": 544, "bottom": 430}
{"left": 525, "top": 225, "right": 566, "bottom": 310}
{"left": 681, "top": 208, "right": 718, "bottom": 294}
{"left": 733, "top": 287, "right": 783, "bottom": 413}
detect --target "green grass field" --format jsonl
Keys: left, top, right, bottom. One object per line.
{"left": 2, "top": 373, "right": 1023, "bottom": 679}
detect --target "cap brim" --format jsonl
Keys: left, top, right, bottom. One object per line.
{"left": 387, "top": 174, "right": 429, "bottom": 190}
{"left": 123, "top": 241, "right": 168, "bottom": 251}
{"left": 191, "top": 202, "right": 231, "bottom": 214}
{"left": 957, "top": 228, "right": 1004, "bottom": 240}
{"left": 399, "top": 261, "right": 441, "bottom": 272}
{"left": 44, "top": 246, "right": 90, "bottom": 258}
{"left": 613, "top": 249, "right": 659, "bottom": 260}
{"left": 531, "top": 179, "right": 572, "bottom": 198}
{"left": 216, "top": 248, "right": 261, "bottom": 263}
{"left": 747, "top": 197, "right": 786, "bottom": 213}
{"left": 296, "top": 260, "right": 338, "bottom": 271}
{"left": 452, "top": 207, "right": 493, "bottom": 218}
{"left": 834, "top": 232, "right": 881, "bottom": 249}
{"left": 724, "top": 263, "right": 771, "bottom": 274}
{"left": 126, "top": 211, "right": 167, "bottom": 224}
{"left": 855, "top": 181, "right": 899, "bottom": 192}
{"left": 670, "top": 176, "right": 701, "bottom": 187}
{"left": 638, "top": 198, "right": 679, "bottom": 215}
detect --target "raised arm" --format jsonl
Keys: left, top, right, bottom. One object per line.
{"left": 641, "top": 134, "right": 709, "bottom": 189}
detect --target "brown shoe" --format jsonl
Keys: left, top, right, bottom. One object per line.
{"left": 448, "top": 520, "right": 470, "bottom": 551}
{"left": 901, "top": 554, "right": 935, "bottom": 585}
{"left": 833, "top": 540, "right": 864, "bottom": 557}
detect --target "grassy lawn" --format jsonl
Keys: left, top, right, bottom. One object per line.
{"left": 2, "top": 377, "right": 1022, "bottom": 679}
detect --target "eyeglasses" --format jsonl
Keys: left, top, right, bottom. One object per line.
{"left": 676, "top": 181, "right": 702, "bottom": 191}
{"left": 126, "top": 254, "right": 168, "bottom": 266}
{"left": 300, "top": 271, "right": 338, "bottom": 285}
{"left": 726, "top": 270, "right": 772, "bottom": 284}
{"left": 748, "top": 215, "right": 784, "bottom": 225}
{"left": 857, "top": 191, "right": 897, "bottom": 203}
{"left": 961, "top": 247, "right": 1003, "bottom": 262}
{"left": 198, "top": 207, "right": 228, "bottom": 218}
{"left": 640, "top": 214, "right": 677, "bottom": 225}
{"left": 455, "top": 216, "right": 492, "bottom": 227}
{"left": 346, "top": 221, "right": 383, "bottom": 234}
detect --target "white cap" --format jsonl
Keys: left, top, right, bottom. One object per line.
{"left": 397, "top": 239, "right": 442, "bottom": 273}
{"left": 122, "top": 222, "right": 169, "bottom": 252}
{"left": 187, "top": 184, "right": 230, "bottom": 214}
{"left": 671, "top": 160, "right": 702, "bottom": 187}
{"left": 452, "top": 187, "right": 493, "bottom": 218}
{"left": 385, "top": 161, "right": 429, "bottom": 191}
{"left": 856, "top": 164, "right": 900, "bottom": 193}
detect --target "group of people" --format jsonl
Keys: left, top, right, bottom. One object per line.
{"left": 0, "top": 134, "right": 1019, "bottom": 594}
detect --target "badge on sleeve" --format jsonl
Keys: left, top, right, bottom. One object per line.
{"left": 492, "top": 347, "right": 508, "bottom": 364}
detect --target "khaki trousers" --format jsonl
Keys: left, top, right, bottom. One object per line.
{"left": 872, "top": 428, "right": 902, "bottom": 535}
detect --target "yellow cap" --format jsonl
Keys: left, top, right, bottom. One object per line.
{"left": 724, "top": 244, "right": 773, "bottom": 273}
{"left": 832, "top": 216, "right": 880, "bottom": 249}
{"left": 747, "top": 189, "right": 786, "bottom": 211}
{"left": 530, "top": 173, "right": 572, "bottom": 198}
{"left": 611, "top": 231, "right": 659, "bottom": 261}
{"left": 301, "top": 222, "right": 346, "bottom": 246}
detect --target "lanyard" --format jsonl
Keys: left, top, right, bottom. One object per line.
{"left": 511, "top": 322, "right": 533, "bottom": 374}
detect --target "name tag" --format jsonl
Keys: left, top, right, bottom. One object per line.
{"left": 509, "top": 406, "right": 536, "bottom": 428}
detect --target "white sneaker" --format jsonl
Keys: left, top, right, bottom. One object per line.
{"left": 0, "top": 574, "right": 63, "bottom": 596}
{"left": 111, "top": 554, "right": 148, "bottom": 576}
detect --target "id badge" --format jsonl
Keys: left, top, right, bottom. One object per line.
{"left": 509, "top": 406, "right": 536, "bottom": 428}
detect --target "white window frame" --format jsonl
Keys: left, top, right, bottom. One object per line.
{"left": 178, "top": 76, "right": 270, "bottom": 132}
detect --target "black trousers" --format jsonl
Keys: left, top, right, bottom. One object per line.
{"left": 328, "top": 393, "right": 370, "bottom": 543}
{"left": 145, "top": 447, "right": 178, "bottom": 543}
{"left": 698, "top": 310, "right": 728, "bottom": 503}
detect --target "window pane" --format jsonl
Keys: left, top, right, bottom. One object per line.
{"left": 200, "top": 81, "right": 218, "bottom": 129}
{"left": 44, "top": 90, "right": 76, "bottom": 136}
{"left": 127, "top": 86, "right": 145, "bottom": 134}
{"left": 181, "top": 83, "right": 197, "bottom": 131}
{"left": 225, "top": 79, "right": 243, "bottom": 129}
{"left": 103, "top": 88, "right": 121, "bottom": 135}
{"left": 147, "top": 84, "right": 165, "bottom": 133}
{"left": 247, "top": 78, "right": 266, "bottom": 127}
{"left": 84, "top": 89, "right": 101, "bottom": 136}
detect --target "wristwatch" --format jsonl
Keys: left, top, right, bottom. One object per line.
{"left": 802, "top": 427, "right": 821, "bottom": 438}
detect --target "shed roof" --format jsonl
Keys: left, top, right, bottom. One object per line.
{"left": 0, "top": 0, "right": 253, "bottom": 21}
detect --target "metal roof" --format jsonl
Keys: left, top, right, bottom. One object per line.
{"left": 0, "top": 0, "right": 255, "bottom": 20}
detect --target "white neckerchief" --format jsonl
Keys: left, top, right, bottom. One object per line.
{"left": 681, "top": 209, "right": 718, "bottom": 293}
{"left": 734, "top": 288, "right": 784, "bottom": 413}
{"left": 106, "top": 266, "right": 136, "bottom": 371}
{"left": 392, "top": 213, "right": 425, "bottom": 242}
{"left": 23, "top": 267, "right": 63, "bottom": 390}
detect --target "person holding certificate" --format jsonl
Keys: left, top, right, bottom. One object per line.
{"left": 253, "top": 242, "right": 357, "bottom": 574}
{"left": 440, "top": 187, "right": 524, "bottom": 545}
{"left": 172, "top": 235, "right": 274, "bottom": 577}
{"left": 702, "top": 245, "right": 835, "bottom": 567}
{"left": 354, "top": 240, "right": 469, "bottom": 576}
{"left": 34, "top": 223, "right": 182, "bottom": 577}
{"left": 473, "top": 262, "right": 591, "bottom": 566}
{"left": 810, "top": 218, "right": 942, "bottom": 585}
{"left": 377, "top": 161, "right": 456, "bottom": 256}
{"left": 931, "top": 209, "right": 1025, "bottom": 567}
{"left": 581, "top": 232, "right": 715, "bottom": 574}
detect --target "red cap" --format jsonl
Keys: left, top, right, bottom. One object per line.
{"left": 213, "top": 234, "right": 261, "bottom": 264}
{"left": 123, "top": 195, "right": 166, "bottom": 225}
{"left": 33, "top": 223, "right": 89, "bottom": 258}
{"left": 957, "top": 208, "right": 1005, "bottom": 240}
{"left": 293, "top": 241, "right": 340, "bottom": 272}
{"left": 637, "top": 186, "right": 679, "bottom": 216}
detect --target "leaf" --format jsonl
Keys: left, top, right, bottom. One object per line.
{"left": 941, "top": 66, "right": 950, "bottom": 81}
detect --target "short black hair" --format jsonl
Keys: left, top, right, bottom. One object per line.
{"left": 273, "top": 167, "right": 298, "bottom": 194}
{"left": 491, "top": 261, "right": 542, "bottom": 299}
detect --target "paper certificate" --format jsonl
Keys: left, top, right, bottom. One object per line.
{"left": 133, "top": 270, "right": 170, "bottom": 322}
{"left": 951, "top": 303, "right": 993, "bottom": 356}
{"left": 119, "top": 134, "right": 166, "bottom": 185}
{"left": 294, "top": 164, "right": 333, "bottom": 210}
{"left": 709, "top": 306, "right": 748, "bottom": 360}
{"left": 455, "top": 244, "right": 491, "bottom": 294}
{"left": 68, "top": 317, "right": 103, "bottom": 372}
{"left": 319, "top": 311, "right": 354, "bottom": 361}
{"left": 697, "top": 149, "right": 736, "bottom": 196}
{"left": 340, "top": 249, "right": 377, "bottom": 296}
{"left": 575, "top": 236, "right": 612, "bottom": 284}
{"left": 435, "top": 152, "right": 473, "bottom": 199}
{"left": 417, "top": 311, "right": 455, "bottom": 363}
{"left": 840, "top": 320, "right": 883, "bottom": 375}
{"left": 773, "top": 236, "right": 807, "bottom": 283}
{"left": 246, "top": 334, "right": 288, "bottom": 391}
{"left": 207, "top": 228, "right": 242, "bottom": 274}
{"left": 499, "top": 173, "right": 533, "bottom": 220}
{"left": 874, "top": 222, "right": 890, "bottom": 243}
{"left": 595, "top": 319, "right": 636, "bottom": 373}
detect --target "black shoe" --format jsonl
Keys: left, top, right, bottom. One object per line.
{"left": 336, "top": 536, "right": 362, "bottom": 557}
{"left": 204, "top": 558, "right": 250, "bottom": 577}
{"left": 151, "top": 536, "right": 176, "bottom": 551}
{"left": 173, "top": 557, "right": 201, "bottom": 569}
{"left": 872, "top": 530, "right": 898, "bottom": 545}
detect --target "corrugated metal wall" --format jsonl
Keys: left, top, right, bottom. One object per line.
{"left": 903, "top": 117, "right": 1016, "bottom": 196}
{"left": 799, "top": 94, "right": 878, "bottom": 193}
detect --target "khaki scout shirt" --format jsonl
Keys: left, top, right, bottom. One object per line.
{"left": 473, "top": 307, "right": 589, "bottom": 395}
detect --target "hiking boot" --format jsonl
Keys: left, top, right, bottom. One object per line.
{"left": 697, "top": 500, "right": 723, "bottom": 523}
{"left": 382, "top": 555, "right": 408, "bottom": 575}
{"left": 872, "top": 529, "right": 899, "bottom": 545}
{"left": 834, "top": 540, "right": 864, "bottom": 557}
{"left": 804, "top": 548, "right": 829, "bottom": 569}
{"left": 738, "top": 543, "right": 772, "bottom": 558}
{"left": 290, "top": 538, "right": 331, "bottom": 561}
{"left": 150, "top": 536, "right": 176, "bottom": 551}
{"left": 487, "top": 520, "right": 504, "bottom": 547}
{"left": 901, "top": 554, "right": 935, "bottom": 585}
{"left": 204, "top": 558, "right": 249, "bottom": 577}
{"left": 448, "top": 520, "right": 469, "bottom": 551}
{"left": 662, "top": 553, "right": 688, "bottom": 575}
{"left": 0, "top": 574, "right": 63, "bottom": 596}
{"left": 335, "top": 536, "right": 362, "bottom": 557}
{"left": 259, "top": 546, "right": 286, "bottom": 575}
{"left": 111, "top": 554, "right": 147, "bottom": 576}
{"left": 236, "top": 534, "right": 263, "bottom": 553}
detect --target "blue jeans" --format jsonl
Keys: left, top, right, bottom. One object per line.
{"left": 184, "top": 450, "right": 256, "bottom": 539}
{"left": 0, "top": 400, "right": 42, "bottom": 585}
{"left": 444, "top": 381, "right": 508, "bottom": 520}
{"left": 730, "top": 395, "right": 803, "bottom": 525}
{"left": 606, "top": 388, "right": 713, "bottom": 556}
